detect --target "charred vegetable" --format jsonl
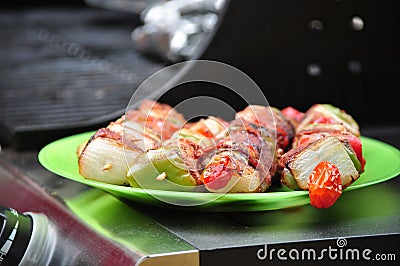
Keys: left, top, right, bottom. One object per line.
{"left": 199, "top": 119, "right": 277, "bottom": 193}
{"left": 280, "top": 136, "right": 359, "bottom": 190}
{"left": 127, "top": 117, "right": 228, "bottom": 190}
{"left": 78, "top": 100, "right": 184, "bottom": 185}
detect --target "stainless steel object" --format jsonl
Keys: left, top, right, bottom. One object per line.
{"left": 0, "top": 207, "right": 56, "bottom": 266}
{"left": 131, "top": 0, "right": 225, "bottom": 62}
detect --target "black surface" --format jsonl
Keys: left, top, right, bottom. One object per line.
{"left": 125, "top": 177, "right": 400, "bottom": 249}
{"left": 0, "top": 6, "right": 165, "bottom": 149}
{"left": 200, "top": 234, "right": 399, "bottom": 266}
{"left": 1, "top": 1, "right": 84, "bottom": 8}
{"left": 198, "top": 0, "right": 399, "bottom": 125}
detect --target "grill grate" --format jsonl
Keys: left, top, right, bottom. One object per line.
{"left": 0, "top": 7, "right": 166, "bottom": 149}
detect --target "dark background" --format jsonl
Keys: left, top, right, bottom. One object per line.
{"left": 1, "top": 0, "right": 399, "bottom": 149}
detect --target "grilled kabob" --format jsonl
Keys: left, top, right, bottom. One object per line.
{"left": 198, "top": 105, "right": 294, "bottom": 193}
{"left": 127, "top": 116, "right": 229, "bottom": 191}
{"left": 236, "top": 105, "right": 295, "bottom": 152}
{"left": 128, "top": 105, "right": 291, "bottom": 193}
{"left": 199, "top": 119, "right": 277, "bottom": 193}
{"left": 78, "top": 100, "right": 185, "bottom": 185}
{"left": 77, "top": 100, "right": 366, "bottom": 205}
{"left": 279, "top": 104, "right": 366, "bottom": 208}
{"left": 235, "top": 105, "right": 296, "bottom": 185}
{"left": 295, "top": 103, "right": 360, "bottom": 137}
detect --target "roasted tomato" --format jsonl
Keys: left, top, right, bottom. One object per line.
{"left": 308, "top": 161, "right": 342, "bottom": 208}
{"left": 312, "top": 116, "right": 337, "bottom": 124}
{"left": 201, "top": 154, "right": 235, "bottom": 192}
{"left": 344, "top": 134, "right": 366, "bottom": 172}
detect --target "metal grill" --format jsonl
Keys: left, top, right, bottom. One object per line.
{"left": 0, "top": 7, "right": 165, "bottom": 149}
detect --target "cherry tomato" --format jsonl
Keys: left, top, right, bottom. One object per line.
{"left": 308, "top": 161, "right": 342, "bottom": 208}
{"left": 276, "top": 127, "right": 290, "bottom": 150}
{"left": 297, "top": 135, "right": 312, "bottom": 146}
{"left": 345, "top": 135, "right": 366, "bottom": 172}
{"left": 201, "top": 155, "right": 233, "bottom": 191}
{"left": 312, "top": 117, "right": 337, "bottom": 124}
{"left": 193, "top": 127, "right": 214, "bottom": 138}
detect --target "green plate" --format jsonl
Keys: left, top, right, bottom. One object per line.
{"left": 38, "top": 132, "right": 400, "bottom": 212}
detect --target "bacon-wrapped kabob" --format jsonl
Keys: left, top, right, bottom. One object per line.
{"left": 127, "top": 116, "right": 229, "bottom": 190}
{"left": 78, "top": 100, "right": 185, "bottom": 185}
{"left": 236, "top": 105, "right": 295, "bottom": 153}
{"left": 199, "top": 119, "right": 276, "bottom": 193}
{"left": 77, "top": 100, "right": 367, "bottom": 204}
{"left": 198, "top": 105, "right": 295, "bottom": 193}
{"left": 234, "top": 105, "right": 296, "bottom": 186}
{"left": 279, "top": 104, "right": 366, "bottom": 208}
{"left": 128, "top": 105, "right": 293, "bottom": 193}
